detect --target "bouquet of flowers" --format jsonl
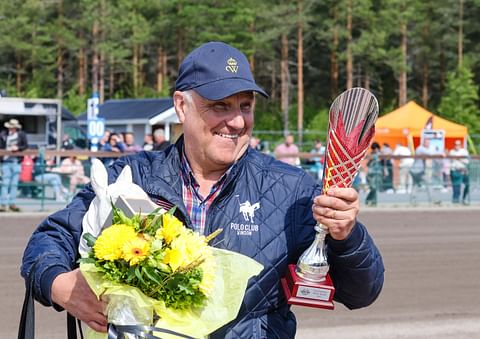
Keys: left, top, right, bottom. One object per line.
{"left": 81, "top": 204, "right": 218, "bottom": 307}
{"left": 79, "top": 160, "right": 263, "bottom": 339}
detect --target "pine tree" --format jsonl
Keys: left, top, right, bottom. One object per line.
{"left": 438, "top": 65, "right": 480, "bottom": 134}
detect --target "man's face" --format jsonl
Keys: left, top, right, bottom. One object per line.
{"left": 285, "top": 135, "right": 294, "bottom": 146}
{"left": 125, "top": 134, "right": 134, "bottom": 145}
{"left": 174, "top": 90, "right": 255, "bottom": 172}
{"left": 154, "top": 133, "right": 165, "bottom": 143}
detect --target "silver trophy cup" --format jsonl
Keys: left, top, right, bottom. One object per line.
{"left": 281, "top": 88, "right": 379, "bottom": 309}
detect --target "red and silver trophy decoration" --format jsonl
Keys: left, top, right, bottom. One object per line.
{"left": 281, "top": 87, "right": 379, "bottom": 309}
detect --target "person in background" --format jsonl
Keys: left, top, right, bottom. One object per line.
{"left": 21, "top": 41, "right": 383, "bottom": 338}
{"left": 33, "top": 155, "right": 69, "bottom": 202}
{"left": 0, "top": 118, "right": 28, "bottom": 212}
{"left": 102, "top": 133, "right": 126, "bottom": 166}
{"left": 365, "top": 142, "right": 382, "bottom": 206}
{"left": 274, "top": 133, "right": 300, "bottom": 166}
{"left": 309, "top": 139, "right": 325, "bottom": 182}
{"left": 393, "top": 142, "right": 413, "bottom": 193}
{"left": 98, "top": 130, "right": 111, "bottom": 151}
{"left": 103, "top": 133, "right": 126, "bottom": 153}
{"left": 61, "top": 134, "right": 75, "bottom": 150}
{"left": 143, "top": 133, "right": 154, "bottom": 151}
{"left": 259, "top": 140, "right": 271, "bottom": 154}
{"left": 152, "top": 128, "right": 170, "bottom": 151}
{"left": 249, "top": 136, "right": 262, "bottom": 151}
{"left": 410, "top": 138, "right": 431, "bottom": 186}
{"left": 431, "top": 145, "right": 444, "bottom": 190}
{"left": 380, "top": 143, "right": 394, "bottom": 193}
{"left": 441, "top": 149, "right": 451, "bottom": 191}
{"left": 58, "top": 156, "right": 90, "bottom": 194}
{"left": 449, "top": 139, "right": 469, "bottom": 204}
{"left": 123, "top": 132, "right": 142, "bottom": 152}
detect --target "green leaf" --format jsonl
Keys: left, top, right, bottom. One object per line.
{"left": 150, "top": 214, "right": 163, "bottom": 234}
{"left": 126, "top": 267, "right": 136, "bottom": 283}
{"left": 167, "top": 206, "right": 177, "bottom": 216}
{"left": 134, "top": 266, "right": 146, "bottom": 285}
{"left": 82, "top": 233, "right": 97, "bottom": 248}
{"left": 147, "top": 207, "right": 164, "bottom": 218}
{"left": 142, "top": 267, "right": 162, "bottom": 285}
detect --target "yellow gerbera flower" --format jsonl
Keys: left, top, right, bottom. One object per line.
{"left": 94, "top": 224, "right": 137, "bottom": 261}
{"left": 158, "top": 213, "right": 184, "bottom": 244}
{"left": 122, "top": 237, "right": 151, "bottom": 266}
{"left": 163, "top": 247, "right": 184, "bottom": 272}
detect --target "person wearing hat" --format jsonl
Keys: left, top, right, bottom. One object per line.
{"left": 0, "top": 118, "right": 29, "bottom": 212}
{"left": 21, "top": 42, "right": 384, "bottom": 337}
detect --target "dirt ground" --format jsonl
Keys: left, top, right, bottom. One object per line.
{"left": 295, "top": 208, "right": 480, "bottom": 338}
{"left": 2, "top": 208, "right": 480, "bottom": 338}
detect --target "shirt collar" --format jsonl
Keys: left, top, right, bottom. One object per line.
{"left": 180, "top": 147, "right": 235, "bottom": 188}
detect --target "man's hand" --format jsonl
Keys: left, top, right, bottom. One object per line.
{"left": 51, "top": 269, "right": 107, "bottom": 332}
{"left": 312, "top": 187, "right": 359, "bottom": 240}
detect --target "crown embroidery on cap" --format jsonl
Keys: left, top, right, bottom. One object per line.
{"left": 225, "top": 57, "right": 239, "bottom": 73}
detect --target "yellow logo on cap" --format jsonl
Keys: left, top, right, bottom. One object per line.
{"left": 226, "top": 58, "right": 238, "bottom": 73}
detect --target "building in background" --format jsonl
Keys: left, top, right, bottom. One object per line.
{"left": 77, "top": 98, "right": 181, "bottom": 146}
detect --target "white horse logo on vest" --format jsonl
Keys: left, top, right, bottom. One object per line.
{"left": 237, "top": 196, "right": 260, "bottom": 223}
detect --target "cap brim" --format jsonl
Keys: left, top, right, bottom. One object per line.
{"left": 193, "top": 78, "right": 268, "bottom": 100}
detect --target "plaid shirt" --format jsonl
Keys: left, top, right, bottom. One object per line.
{"left": 180, "top": 151, "right": 230, "bottom": 235}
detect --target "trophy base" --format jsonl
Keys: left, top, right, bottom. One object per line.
{"left": 281, "top": 264, "right": 334, "bottom": 310}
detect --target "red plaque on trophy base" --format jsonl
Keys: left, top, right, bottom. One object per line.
{"left": 281, "top": 264, "right": 334, "bottom": 309}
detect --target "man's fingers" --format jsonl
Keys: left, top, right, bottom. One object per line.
{"left": 80, "top": 310, "right": 107, "bottom": 325}
{"left": 314, "top": 195, "right": 342, "bottom": 211}
{"left": 100, "top": 298, "right": 108, "bottom": 315}
{"left": 326, "top": 187, "right": 358, "bottom": 203}
{"left": 316, "top": 216, "right": 354, "bottom": 240}
{"left": 87, "top": 320, "right": 108, "bottom": 333}
{"left": 71, "top": 299, "right": 107, "bottom": 332}
{"left": 313, "top": 204, "right": 351, "bottom": 219}
{"left": 51, "top": 269, "right": 108, "bottom": 333}
{"left": 313, "top": 189, "right": 359, "bottom": 241}
{"left": 314, "top": 188, "right": 359, "bottom": 213}
{"left": 313, "top": 206, "right": 339, "bottom": 219}
{"left": 327, "top": 209, "right": 349, "bottom": 221}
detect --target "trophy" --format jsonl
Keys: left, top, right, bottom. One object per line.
{"left": 281, "top": 88, "right": 379, "bottom": 309}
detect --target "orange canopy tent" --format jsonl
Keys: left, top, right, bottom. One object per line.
{"left": 373, "top": 101, "right": 468, "bottom": 150}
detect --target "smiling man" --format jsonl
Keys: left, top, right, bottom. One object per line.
{"left": 22, "top": 42, "right": 384, "bottom": 338}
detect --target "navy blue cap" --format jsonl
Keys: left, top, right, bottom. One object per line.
{"left": 175, "top": 41, "right": 268, "bottom": 100}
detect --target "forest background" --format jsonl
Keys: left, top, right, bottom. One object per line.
{"left": 1, "top": 0, "right": 479, "bottom": 149}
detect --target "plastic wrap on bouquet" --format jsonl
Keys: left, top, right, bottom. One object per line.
{"left": 86, "top": 292, "right": 154, "bottom": 339}
{"left": 80, "top": 160, "right": 264, "bottom": 338}
{"left": 80, "top": 159, "right": 152, "bottom": 256}
{"left": 81, "top": 247, "right": 263, "bottom": 339}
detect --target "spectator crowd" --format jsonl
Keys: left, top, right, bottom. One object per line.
{"left": 0, "top": 117, "right": 474, "bottom": 211}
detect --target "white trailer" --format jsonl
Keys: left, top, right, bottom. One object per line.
{"left": 0, "top": 97, "right": 63, "bottom": 150}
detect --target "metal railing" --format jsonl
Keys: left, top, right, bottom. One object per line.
{"left": 1, "top": 150, "right": 478, "bottom": 211}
